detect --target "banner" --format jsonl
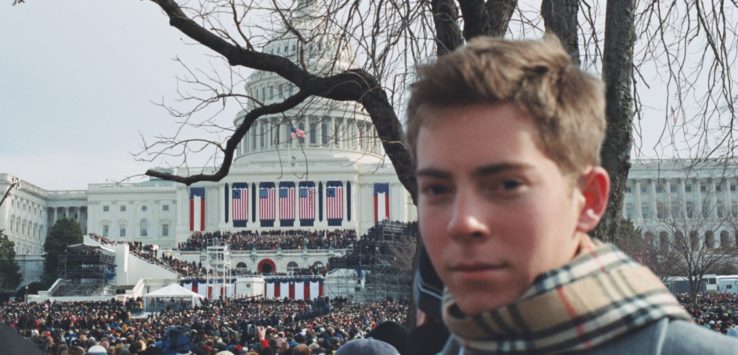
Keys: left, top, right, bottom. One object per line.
{"left": 279, "top": 182, "right": 296, "bottom": 226}
{"left": 232, "top": 183, "right": 249, "bottom": 227}
{"left": 374, "top": 183, "right": 390, "bottom": 223}
{"left": 326, "top": 181, "right": 343, "bottom": 226}
{"left": 189, "top": 187, "right": 205, "bottom": 231}
{"left": 259, "top": 182, "right": 276, "bottom": 226}
{"left": 299, "top": 181, "right": 316, "bottom": 226}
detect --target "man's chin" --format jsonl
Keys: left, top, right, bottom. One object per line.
{"left": 451, "top": 289, "right": 518, "bottom": 316}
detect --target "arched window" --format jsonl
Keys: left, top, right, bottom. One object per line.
{"left": 236, "top": 262, "right": 248, "bottom": 274}
{"left": 705, "top": 230, "right": 715, "bottom": 249}
{"left": 720, "top": 230, "right": 731, "bottom": 248}
{"left": 689, "top": 231, "right": 699, "bottom": 249}
{"left": 287, "top": 261, "right": 299, "bottom": 274}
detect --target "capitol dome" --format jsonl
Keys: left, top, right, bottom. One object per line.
{"left": 233, "top": 0, "right": 382, "bottom": 167}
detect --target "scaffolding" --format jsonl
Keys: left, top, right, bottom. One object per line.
{"left": 202, "top": 238, "right": 232, "bottom": 300}
{"left": 327, "top": 221, "right": 417, "bottom": 302}
{"left": 56, "top": 244, "right": 116, "bottom": 296}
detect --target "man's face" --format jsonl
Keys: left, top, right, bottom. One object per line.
{"left": 416, "top": 103, "right": 586, "bottom": 315}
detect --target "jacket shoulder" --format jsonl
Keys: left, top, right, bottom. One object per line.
{"left": 662, "top": 320, "right": 738, "bottom": 355}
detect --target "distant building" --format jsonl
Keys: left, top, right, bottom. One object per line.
{"left": 625, "top": 159, "right": 738, "bottom": 249}
{"left": 0, "top": 1, "right": 415, "bottom": 288}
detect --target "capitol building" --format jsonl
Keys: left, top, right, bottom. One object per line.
{"left": 0, "top": 0, "right": 418, "bottom": 289}
{"left": 2, "top": 1, "right": 738, "bottom": 290}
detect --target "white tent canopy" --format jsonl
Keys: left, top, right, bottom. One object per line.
{"left": 143, "top": 283, "right": 204, "bottom": 312}
{"left": 145, "top": 283, "right": 205, "bottom": 299}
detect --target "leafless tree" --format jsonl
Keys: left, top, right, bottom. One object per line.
{"left": 13, "top": 0, "right": 738, "bottom": 325}
{"left": 648, "top": 198, "right": 738, "bottom": 309}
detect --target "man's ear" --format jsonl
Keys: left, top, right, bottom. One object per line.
{"left": 576, "top": 166, "right": 610, "bottom": 233}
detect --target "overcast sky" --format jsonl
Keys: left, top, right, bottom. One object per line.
{"left": 0, "top": 0, "right": 240, "bottom": 190}
{"left": 0, "top": 0, "right": 703, "bottom": 191}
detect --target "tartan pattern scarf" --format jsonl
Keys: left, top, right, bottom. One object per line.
{"left": 442, "top": 243, "right": 692, "bottom": 354}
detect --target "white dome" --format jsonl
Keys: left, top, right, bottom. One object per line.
{"left": 233, "top": 0, "right": 382, "bottom": 166}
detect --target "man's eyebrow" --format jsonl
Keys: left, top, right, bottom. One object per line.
{"left": 472, "top": 162, "right": 530, "bottom": 177}
{"left": 415, "top": 168, "right": 452, "bottom": 179}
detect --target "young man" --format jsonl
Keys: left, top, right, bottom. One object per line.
{"left": 407, "top": 36, "right": 738, "bottom": 354}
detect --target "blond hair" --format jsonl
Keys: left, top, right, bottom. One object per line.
{"left": 406, "top": 35, "right": 606, "bottom": 174}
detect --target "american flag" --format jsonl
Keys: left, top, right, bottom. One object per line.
{"left": 326, "top": 183, "right": 343, "bottom": 220}
{"left": 299, "top": 182, "right": 316, "bottom": 220}
{"left": 259, "top": 184, "right": 276, "bottom": 220}
{"left": 279, "top": 183, "right": 296, "bottom": 220}
{"left": 232, "top": 184, "right": 248, "bottom": 227}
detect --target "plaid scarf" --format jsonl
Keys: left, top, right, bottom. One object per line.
{"left": 442, "top": 243, "right": 692, "bottom": 354}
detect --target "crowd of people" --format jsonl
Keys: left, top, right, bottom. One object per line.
{"left": 177, "top": 230, "right": 357, "bottom": 252}
{"left": 1, "top": 297, "right": 408, "bottom": 355}
{"left": 677, "top": 292, "right": 738, "bottom": 336}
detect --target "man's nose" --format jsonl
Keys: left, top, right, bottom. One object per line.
{"left": 447, "top": 191, "right": 490, "bottom": 241}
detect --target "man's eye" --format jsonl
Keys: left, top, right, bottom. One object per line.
{"left": 501, "top": 180, "right": 522, "bottom": 190}
{"left": 421, "top": 185, "right": 450, "bottom": 196}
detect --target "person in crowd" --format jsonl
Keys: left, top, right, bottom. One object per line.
{"left": 406, "top": 34, "right": 738, "bottom": 354}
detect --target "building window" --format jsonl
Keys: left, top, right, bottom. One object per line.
{"left": 655, "top": 185, "right": 662, "bottom": 193}
{"left": 140, "top": 219, "right": 148, "bottom": 237}
{"left": 641, "top": 202, "right": 651, "bottom": 219}
{"left": 686, "top": 184, "right": 693, "bottom": 192}
{"left": 732, "top": 184, "right": 736, "bottom": 192}
{"left": 162, "top": 223, "right": 170, "bottom": 237}
{"left": 162, "top": 204, "right": 169, "bottom": 211}
{"left": 102, "top": 224, "right": 109, "bottom": 236}
{"left": 120, "top": 225, "right": 127, "bottom": 237}
{"left": 309, "top": 121, "right": 318, "bottom": 145}
{"left": 656, "top": 202, "right": 665, "bottom": 218}
{"left": 640, "top": 183, "right": 648, "bottom": 193}
{"left": 687, "top": 201, "right": 695, "bottom": 218}
{"left": 141, "top": 205, "right": 148, "bottom": 212}
{"left": 670, "top": 183, "right": 678, "bottom": 193}
{"left": 103, "top": 205, "right": 109, "bottom": 212}
{"left": 321, "top": 122, "right": 329, "bottom": 146}
{"left": 716, "top": 183, "right": 722, "bottom": 192}
{"left": 625, "top": 186, "right": 631, "bottom": 193}
{"left": 120, "top": 205, "right": 127, "bottom": 212}
{"left": 701, "top": 184, "right": 707, "bottom": 192}
{"left": 670, "top": 203, "right": 681, "bottom": 218}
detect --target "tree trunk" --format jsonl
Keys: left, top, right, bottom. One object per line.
{"left": 594, "top": 0, "right": 637, "bottom": 243}
{"left": 541, "top": 0, "right": 580, "bottom": 66}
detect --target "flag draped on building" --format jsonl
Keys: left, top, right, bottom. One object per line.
{"left": 232, "top": 183, "right": 249, "bottom": 227}
{"left": 265, "top": 278, "right": 323, "bottom": 300}
{"left": 189, "top": 187, "right": 205, "bottom": 231}
{"left": 326, "top": 181, "right": 343, "bottom": 226}
{"left": 299, "top": 181, "right": 316, "bottom": 226}
{"left": 279, "top": 182, "right": 296, "bottom": 226}
{"left": 374, "top": 183, "right": 390, "bottom": 224}
{"left": 259, "top": 182, "right": 276, "bottom": 227}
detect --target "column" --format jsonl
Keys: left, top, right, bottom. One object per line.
{"left": 695, "top": 178, "right": 703, "bottom": 218}
{"left": 634, "top": 180, "right": 643, "bottom": 223}
{"left": 678, "top": 179, "right": 686, "bottom": 218}
{"left": 649, "top": 180, "right": 658, "bottom": 220}
{"left": 709, "top": 180, "right": 718, "bottom": 218}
